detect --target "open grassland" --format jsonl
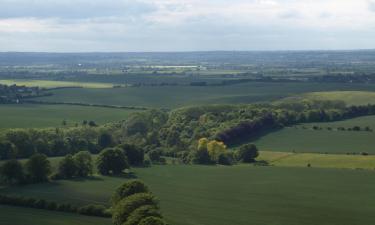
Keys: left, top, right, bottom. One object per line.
{"left": 258, "top": 151, "right": 375, "bottom": 169}
{"left": 0, "top": 104, "right": 136, "bottom": 128}
{"left": 1, "top": 165, "right": 375, "bottom": 225}
{"left": 37, "top": 82, "right": 375, "bottom": 108}
{"left": 254, "top": 127, "right": 375, "bottom": 154}
{"left": 0, "top": 205, "right": 111, "bottom": 225}
{"left": 279, "top": 91, "right": 375, "bottom": 106}
{"left": 0, "top": 79, "right": 113, "bottom": 88}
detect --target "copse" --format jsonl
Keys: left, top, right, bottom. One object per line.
{"left": 236, "top": 144, "right": 259, "bottom": 163}
{"left": 58, "top": 154, "right": 77, "bottom": 179}
{"left": 25, "top": 153, "right": 51, "bottom": 183}
{"left": 96, "top": 148, "right": 129, "bottom": 175}
{"left": 118, "top": 144, "right": 144, "bottom": 166}
{"left": 73, "top": 151, "right": 93, "bottom": 177}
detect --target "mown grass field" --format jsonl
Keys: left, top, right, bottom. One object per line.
{"left": 0, "top": 79, "right": 113, "bottom": 88}
{"left": 0, "top": 104, "right": 137, "bottom": 128}
{"left": 1, "top": 165, "right": 375, "bottom": 225}
{"left": 37, "top": 82, "right": 375, "bottom": 108}
{"left": 0, "top": 205, "right": 111, "bottom": 225}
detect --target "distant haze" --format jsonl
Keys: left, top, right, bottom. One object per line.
{"left": 1, "top": 0, "right": 375, "bottom": 52}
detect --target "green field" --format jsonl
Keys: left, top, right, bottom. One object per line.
{"left": 36, "top": 82, "right": 375, "bottom": 108}
{"left": 0, "top": 79, "right": 114, "bottom": 88}
{"left": 0, "top": 205, "right": 111, "bottom": 225}
{"left": 279, "top": 91, "right": 375, "bottom": 106}
{"left": 258, "top": 151, "right": 375, "bottom": 169}
{"left": 2, "top": 165, "right": 375, "bottom": 225}
{"left": 0, "top": 104, "right": 136, "bottom": 128}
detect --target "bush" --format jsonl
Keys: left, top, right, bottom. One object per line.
{"left": 78, "top": 204, "right": 110, "bottom": 217}
{"left": 124, "top": 205, "right": 162, "bottom": 225}
{"left": 112, "top": 180, "right": 150, "bottom": 205}
{"left": 112, "top": 193, "right": 158, "bottom": 225}
{"left": 235, "top": 144, "right": 259, "bottom": 163}
{"left": 139, "top": 216, "right": 167, "bottom": 225}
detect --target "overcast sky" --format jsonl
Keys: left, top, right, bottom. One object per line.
{"left": 0, "top": 0, "right": 375, "bottom": 52}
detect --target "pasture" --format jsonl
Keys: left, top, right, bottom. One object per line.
{"left": 0, "top": 205, "right": 111, "bottom": 225}
{"left": 0, "top": 104, "right": 136, "bottom": 128}
{"left": 1, "top": 165, "right": 375, "bottom": 225}
{"left": 0, "top": 79, "right": 113, "bottom": 89}
{"left": 37, "top": 82, "right": 375, "bottom": 108}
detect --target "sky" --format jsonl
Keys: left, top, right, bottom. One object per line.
{"left": 0, "top": 0, "right": 375, "bottom": 52}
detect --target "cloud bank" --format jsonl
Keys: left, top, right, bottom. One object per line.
{"left": 0, "top": 0, "right": 375, "bottom": 52}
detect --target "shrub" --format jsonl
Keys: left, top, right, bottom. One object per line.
{"left": 139, "top": 216, "right": 167, "bottom": 225}
{"left": 78, "top": 204, "right": 110, "bottom": 217}
{"left": 124, "top": 205, "right": 162, "bottom": 225}
{"left": 112, "top": 193, "right": 158, "bottom": 225}
{"left": 112, "top": 180, "right": 149, "bottom": 205}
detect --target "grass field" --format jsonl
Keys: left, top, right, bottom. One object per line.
{"left": 0, "top": 79, "right": 113, "bottom": 88}
{"left": 258, "top": 151, "right": 375, "bottom": 169}
{"left": 0, "top": 104, "right": 137, "bottom": 128}
{"left": 36, "top": 82, "right": 375, "bottom": 108}
{"left": 0, "top": 205, "right": 111, "bottom": 225}
{"left": 2, "top": 165, "right": 375, "bottom": 225}
{"left": 279, "top": 91, "right": 375, "bottom": 106}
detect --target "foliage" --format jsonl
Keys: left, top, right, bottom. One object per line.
{"left": 138, "top": 216, "right": 167, "bottom": 225}
{"left": 58, "top": 154, "right": 78, "bottom": 179}
{"left": 0, "top": 159, "right": 24, "bottom": 184}
{"left": 96, "top": 148, "right": 129, "bottom": 175}
{"left": 112, "top": 180, "right": 150, "bottom": 205}
{"left": 124, "top": 205, "right": 162, "bottom": 225}
{"left": 73, "top": 151, "right": 93, "bottom": 177}
{"left": 25, "top": 153, "right": 51, "bottom": 183}
{"left": 118, "top": 144, "right": 144, "bottom": 166}
{"left": 236, "top": 144, "right": 259, "bottom": 163}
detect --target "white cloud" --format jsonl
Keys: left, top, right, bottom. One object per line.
{"left": 0, "top": 0, "right": 374, "bottom": 51}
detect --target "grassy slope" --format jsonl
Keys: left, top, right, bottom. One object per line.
{"left": 0, "top": 205, "right": 111, "bottom": 225}
{"left": 0, "top": 104, "right": 136, "bottom": 128}
{"left": 2, "top": 166, "right": 375, "bottom": 225}
{"left": 36, "top": 82, "right": 375, "bottom": 108}
{"left": 0, "top": 79, "right": 113, "bottom": 88}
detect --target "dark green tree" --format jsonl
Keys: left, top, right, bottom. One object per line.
{"left": 0, "top": 141, "right": 16, "bottom": 160}
{"left": 138, "top": 216, "right": 167, "bottom": 225}
{"left": 235, "top": 144, "right": 259, "bottom": 163}
{"left": 98, "top": 133, "right": 113, "bottom": 149}
{"left": 112, "top": 180, "right": 149, "bottom": 205}
{"left": 25, "top": 153, "right": 51, "bottom": 183}
{"left": 73, "top": 151, "right": 93, "bottom": 177}
{"left": 97, "top": 148, "right": 129, "bottom": 175}
{"left": 58, "top": 154, "right": 77, "bottom": 178}
{"left": 0, "top": 159, "right": 24, "bottom": 184}
{"left": 118, "top": 144, "right": 144, "bottom": 165}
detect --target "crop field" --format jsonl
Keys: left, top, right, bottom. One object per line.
{"left": 1, "top": 165, "right": 375, "bottom": 225}
{"left": 0, "top": 104, "right": 137, "bottom": 128}
{"left": 0, "top": 79, "right": 113, "bottom": 88}
{"left": 0, "top": 205, "right": 111, "bottom": 225}
{"left": 37, "top": 82, "right": 375, "bottom": 108}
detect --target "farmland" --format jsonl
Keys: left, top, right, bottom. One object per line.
{"left": 0, "top": 104, "right": 137, "bottom": 128}
{"left": 253, "top": 115, "right": 375, "bottom": 154}
{"left": 0, "top": 80, "right": 113, "bottom": 89}
{"left": 1, "top": 165, "right": 375, "bottom": 225}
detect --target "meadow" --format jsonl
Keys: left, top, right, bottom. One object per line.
{"left": 0, "top": 79, "right": 113, "bottom": 89}
{"left": 0, "top": 205, "right": 111, "bottom": 225}
{"left": 0, "top": 104, "right": 137, "bottom": 128}
{"left": 1, "top": 165, "right": 375, "bottom": 225}
{"left": 37, "top": 82, "right": 375, "bottom": 108}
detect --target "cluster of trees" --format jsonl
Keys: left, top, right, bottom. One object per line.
{"left": 306, "top": 125, "right": 373, "bottom": 132}
{"left": 0, "top": 84, "right": 43, "bottom": 103}
{"left": 0, "top": 194, "right": 109, "bottom": 217}
{"left": 54, "top": 151, "right": 93, "bottom": 179}
{"left": 185, "top": 138, "right": 259, "bottom": 166}
{"left": 112, "top": 180, "right": 167, "bottom": 225}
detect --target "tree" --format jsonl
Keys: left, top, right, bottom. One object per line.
{"left": 207, "top": 140, "right": 227, "bottom": 162}
{"left": 119, "top": 144, "right": 144, "bottom": 166}
{"left": 97, "top": 148, "right": 129, "bottom": 175}
{"left": 25, "top": 153, "right": 51, "bottom": 183}
{"left": 147, "top": 150, "right": 161, "bottom": 163}
{"left": 139, "top": 216, "right": 167, "bottom": 225}
{"left": 98, "top": 133, "right": 113, "bottom": 149}
{"left": 190, "top": 138, "right": 211, "bottom": 164}
{"left": 58, "top": 154, "right": 77, "bottom": 178}
{"left": 73, "top": 151, "right": 93, "bottom": 177}
{"left": 0, "top": 159, "right": 24, "bottom": 184}
{"left": 112, "top": 193, "right": 158, "bottom": 225}
{"left": 112, "top": 180, "right": 149, "bottom": 205}
{"left": 217, "top": 153, "right": 232, "bottom": 165}
{"left": 236, "top": 144, "right": 259, "bottom": 163}
{"left": 0, "top": 141, "right": 16, "bottom": 160}
{"left": 125, "top": 206, "right": 162, "bottom": 225}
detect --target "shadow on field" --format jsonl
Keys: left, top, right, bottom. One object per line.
{"left": 228, "top": 127, "right": 284, "bottom": 148}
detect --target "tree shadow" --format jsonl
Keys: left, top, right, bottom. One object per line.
{"left": 227, "top": 127, "right": 284, "bottom": 148}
